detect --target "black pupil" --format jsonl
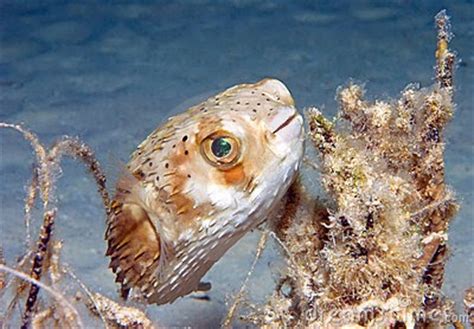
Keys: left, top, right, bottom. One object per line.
{"left": 211, "top": 137, "right": 232, "bottom": 158}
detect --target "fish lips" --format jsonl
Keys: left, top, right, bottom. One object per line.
{"left": 267, "top": 106, "right": 304, "bottom": 141}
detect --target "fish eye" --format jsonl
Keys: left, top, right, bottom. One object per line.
{"left": 211, "top": 137, "right": 232, "bottom": 158}
{"left": 201, "top": 132, "right": 240, "bottom": 169}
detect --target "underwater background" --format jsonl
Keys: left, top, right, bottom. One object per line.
{"left": 0, "top": 0, "right": 472, "bottom": 327}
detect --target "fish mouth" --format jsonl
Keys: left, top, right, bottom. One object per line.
{"left": 265, "top": 106, "right": 303, "bottom": 141}
{"left": 272, "top": 112, "right": 298, "bottom": 134}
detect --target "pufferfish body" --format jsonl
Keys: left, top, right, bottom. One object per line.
{"left": 105, "top": 78, "right": 304, "bottom": 305}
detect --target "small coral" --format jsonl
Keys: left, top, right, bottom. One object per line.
{"left": 86, "top": 293, "right": 155, "bottom": 329}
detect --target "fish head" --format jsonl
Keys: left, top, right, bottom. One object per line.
{"left": 105, "top": 78, "right": 304, "bottom": 304}
{"left": 175, "top": 78, "right": 304, "bottom": 217}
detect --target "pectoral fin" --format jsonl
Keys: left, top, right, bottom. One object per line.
{"left": 105, "top": 200, "right": 161, "bottom": 299}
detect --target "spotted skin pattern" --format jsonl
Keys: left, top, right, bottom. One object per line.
{"left": 105, "top": 78, "right": 304, "bottom": 304}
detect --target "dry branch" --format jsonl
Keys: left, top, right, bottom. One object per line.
{"left": 48, "top": 137, "right": 110, "bottom": 212}
{"left": 1, "top": 125, "right": 112, "bottom": 327}
{"left": 24, "top": 169, "right": 39, "bottom": 248}
{"left": 0, "top": 247, "right": 5, "bottom": 292}
{"left": 222, "top": 230, "right": 268, "bottom": 328}
{"left": 0, "top": 265, "right": 82, "bottom": 329}
{"left": 21, "top": 209, "right": 57, "bottom": 329}
{"left": 85, "top": 293, "right": 155, "bottom": 329}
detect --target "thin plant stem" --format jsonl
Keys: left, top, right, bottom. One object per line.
{"left": 0, "top": 264, "right": 83, "bottom": 329}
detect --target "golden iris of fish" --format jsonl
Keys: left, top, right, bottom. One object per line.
{"left": 105, "top": 78, "right": 304, "bottom": 304}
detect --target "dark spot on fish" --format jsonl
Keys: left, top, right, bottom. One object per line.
{"left": 252, "top": 109, "right": 257, "bottom": 113}
{"left": 165, "top": 163, "right": 169, "bottom": 169}
{"left": 134, "top": 170, "right": 145, "bottom": 180}
{"left": 187, "top": 174, "right": 191, "bottom": 178}
{"left": 236, "top": 101, "right": 240, "bottom": 104}
{"left": 182, "top": 135, "right": 188, "bottom": 142}
{"left": 257, "top": 103, "right": 261, "bottom": 106}
{"left": 149, "top": 162, "right": 153, "bottom": 167}
{"left": 172, "top": 144, "right": 176, "bottom": 148}
{"left": 185, "top": 150, "right": 189, "bottom": 155}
